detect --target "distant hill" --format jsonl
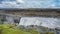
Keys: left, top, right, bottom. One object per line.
{"left": 0, "top": 8, "right": 60, "bottom": 18}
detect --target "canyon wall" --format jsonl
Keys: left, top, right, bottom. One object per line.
{"left": 0, "top": 9, "right": 60, "bottom": 18}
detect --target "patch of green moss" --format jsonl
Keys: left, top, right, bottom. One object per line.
{"left": 2, "top": 28, "right": 32, "bottom": 34}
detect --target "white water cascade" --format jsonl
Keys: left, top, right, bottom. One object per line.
{"left": 19, "top": 17, "right": 60, "bottom": 28}
{"left": 4, "top": 16, "right": 14, "bottom": 24}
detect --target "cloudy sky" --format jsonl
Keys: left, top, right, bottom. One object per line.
{"left": 0, "top": 0, "right": 60, "bottom": 8}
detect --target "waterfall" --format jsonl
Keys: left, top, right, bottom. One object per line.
{"left": 0, "top": 15, "right": 60, "bottom": 28}
{"left": 19, "top": 17, "right": 60, "bottom": 28}
{"left": 4, "top": 16, "right": 14, "bottom": 24}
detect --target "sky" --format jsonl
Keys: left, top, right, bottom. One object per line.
{"left": 0, "top": 0, "right": 60, "bottom": 8}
